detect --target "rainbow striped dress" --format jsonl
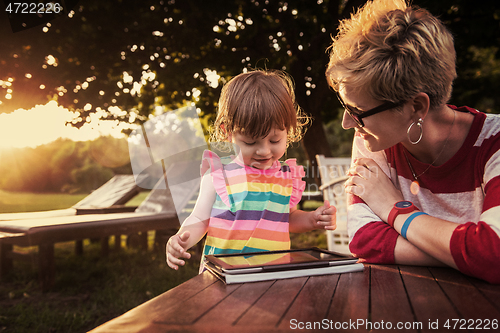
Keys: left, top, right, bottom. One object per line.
{"left": 201, "top": 150, "right": 305, "bottom": 260}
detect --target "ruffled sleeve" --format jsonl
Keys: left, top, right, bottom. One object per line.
{"left": 284, "top": 159, "right": 306, "bottom": 207}
{"left": 200, "top": 150, "right": 231, "bottom": 207}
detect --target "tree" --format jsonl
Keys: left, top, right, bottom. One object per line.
{"left": 0, "top": 137, "right": 130, "bottom": 193}
{"left": 1, "top": 0, "right": 500, "bottom": 163}
{"left": 420, "top": 0, "right": 500, "bottom": 113}
{"left": 0, "top": 0, "right": 369, "bottom": 162}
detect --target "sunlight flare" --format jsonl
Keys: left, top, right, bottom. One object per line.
{"left": 0, "top": 101, "right": 135, "bottom": 149}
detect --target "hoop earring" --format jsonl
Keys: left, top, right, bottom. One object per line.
{"left": 407, "top": 118, "right": 423, "bottom": 145}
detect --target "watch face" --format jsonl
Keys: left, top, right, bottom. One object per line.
{"left": 396, "top": 201, "right": 413, "bottom": 209}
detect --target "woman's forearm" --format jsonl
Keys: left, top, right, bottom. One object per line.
{"left": 392, "top": 212, "right": 458, "bottom": 268}
{"left": 393, "top": 235, "right": 447, "bottom": 266}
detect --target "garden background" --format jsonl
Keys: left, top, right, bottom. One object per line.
{"left": 0, "top": 0, "right": 499, "bottom": 331}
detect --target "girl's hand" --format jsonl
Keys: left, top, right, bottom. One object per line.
{"left": 166, "top": 231, "right": 192, "bottom": 270}
{"left": 344, "top": 158, "right": 404, "bottom": 222}
{"left": 312, "top": 200, "right": 337, "bottom": 230}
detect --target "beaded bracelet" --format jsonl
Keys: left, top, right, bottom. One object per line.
{"left": 401, "top": 212, "right": 428, "bottom": 239}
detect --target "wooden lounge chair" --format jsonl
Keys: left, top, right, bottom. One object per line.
{"left": 316, "top": 155, "right": 351, "bottom": 255}
{"left": 0, "top": 174, "right": 142, "bottom": 222}
{"left": 0, "top": 174, "right": 144, "bottom": 268}
{"left": 0, "top": 173, "right": 199, "bottom": 290}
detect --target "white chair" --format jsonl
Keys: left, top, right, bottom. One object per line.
{"left": 316, "top": 155, "right": 351, "bottom": 255}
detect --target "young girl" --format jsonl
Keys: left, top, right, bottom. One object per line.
{"left": 166, "top": 69, "right": 336, "bottom": 271}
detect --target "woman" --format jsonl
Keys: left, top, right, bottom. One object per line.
{"left": 326, "top": 0, "right": 500, "bottom": 283}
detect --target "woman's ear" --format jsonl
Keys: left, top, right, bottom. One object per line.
{"left": 412, "top": 92, "right": 430, "bottom": 120}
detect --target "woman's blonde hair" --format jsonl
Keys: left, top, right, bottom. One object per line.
{"left": 210, "top": 69, "right": 310, "bottom": 150}
{"left": 326, "top": 0, "right": 457, "bottom": 109}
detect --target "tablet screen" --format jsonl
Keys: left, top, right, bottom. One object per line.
{"left": 206, "top": 248, "right": 354, "bottom": 270}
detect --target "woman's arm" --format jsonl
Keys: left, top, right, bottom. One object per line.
{"left": 392, "top": 213, "right": 455, "bottom": 267}
{"left": 391, "top": 207, "right": 500, "bottom": 284}
{"left": 348, "top": 220, "right": 443, "bottom": 265}
{"left": 346, "top": 158, "right": 456, "bottom": 264}
{"left": 345, "top": 121, "right": 500, "bottom": 283}
{"left": 346, "top": 157, "right": 500, "bottom": 283}
{"left": 345, "top": 158, "right": 457, "bottom": 267}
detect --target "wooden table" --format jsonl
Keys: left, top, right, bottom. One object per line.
{"left": 90, "top": 264, "right": 500, "bottom": 332}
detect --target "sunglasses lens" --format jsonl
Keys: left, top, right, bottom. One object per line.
{"left": 347, "top": 110, "right": 363, "bottom": 127}
{"left": 337, "top": 92, "right": 364, "bottom": 127}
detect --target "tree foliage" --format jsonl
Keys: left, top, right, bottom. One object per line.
{"left": 1, "top": 0, "right": 500, "bottom": 162}
{"left": 415, "top": 0, "right": 500, "bottom": 113}
{"left": 0, "top": 0, "right": 366, "bottom": 161}
{"left": 0, "top": 137, "right": 130, "bottom": 193}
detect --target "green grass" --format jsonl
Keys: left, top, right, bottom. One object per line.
{"left": 0, "top": 190, "right": 150, "bottom": 214}
{"left": 0, "top": 239, "right": 199, "bottom": 332}
{"left": 0, "top": 190, "right": 88, "bottom": 213}
{"left": 0, "top": 191, "right": 325, "bottom": 332}
{"left": 124, "top": 191, "right": 150, "bottom": 207}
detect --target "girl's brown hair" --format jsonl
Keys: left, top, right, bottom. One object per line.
{"left": 211, "top": 69, "right": 310, "bottom": 150}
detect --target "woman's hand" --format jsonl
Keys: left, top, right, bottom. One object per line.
{"left": 344, "top": 158, "right": 404, "bottom": 222}
{"left": 166, "top": 231, "right": 192, "bottom": 270}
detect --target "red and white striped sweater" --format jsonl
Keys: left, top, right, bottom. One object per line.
{"left": 348, "top": 106, "right": 500, "bottom": 284}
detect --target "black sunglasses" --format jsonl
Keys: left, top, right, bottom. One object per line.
{"left": 336, "top": 92, "right": 402, "bottom": 127}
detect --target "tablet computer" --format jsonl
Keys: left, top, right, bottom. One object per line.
{"left": 204, "top": 247, "right": 358, "bottom": 275}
